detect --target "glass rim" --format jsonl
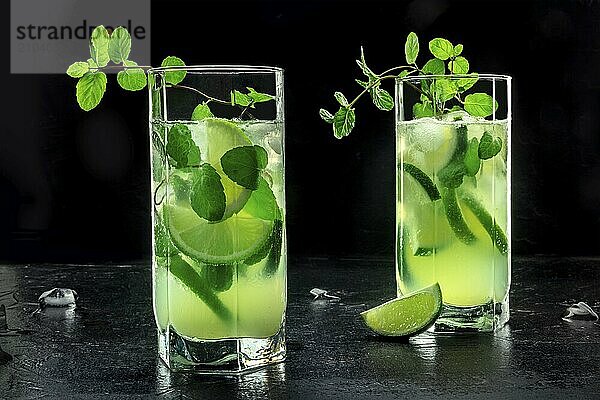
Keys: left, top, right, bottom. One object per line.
{"left": 147, "top": 64, "right": 284, "bottom": 74}
{"left": 396, "top": 73, "right": 511, "bottom": 82}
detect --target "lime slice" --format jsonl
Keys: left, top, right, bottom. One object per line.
{"left": 167, "top": 203, "right": 274, "bottom": 264}
{"left": 400, "top": 166, "right": 451, "bottom": 255}
{"left": 203, "top": 118, "right": 252, "bottom": 218}
{"left": 360, "top": 283, "right": 442, "bottom": 337}
{"left": 459, "top": 192, "right": 508, "bottom": 255}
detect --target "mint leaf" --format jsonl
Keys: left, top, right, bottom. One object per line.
{"left": 478, "top": 132, "right": 502, "bottom": 159}
{"left": 464, "top": 137, "right": 481, "bottom": 176}
{"left": 422, "top": 58, "right": 445, "bottom": 75}
{"left": 356, "top": 47, "right": 377, "bottom": 80}
{"left": 464, "top": 93, "right": 498, "bottom": 117}
{"left": 457, "top": 73, "right": 479, "bottom": 92}
{"left": 429, "top": 38, "right": 454, "bottom": 61}
{"left": 67, "top": 62, "right": 89, "bottom": 78}
{"left": 432, "top": 78, "right": 456, "bottom": 102}
{"left": 191, "top": 103, "right": 214, "bottom": 121}
{"left": 203, "top": 264, "right": 234, "bottom": 292}
{"left": 370, "top": 87, "right": 393, "bottom": 111}
{"left": 87, "top": 58, "right": 98, "bottom": 68}
{"left": 247, "top": 87, "right": 274, "bottom": 103}
{"left": 319, "top": 108, "right": 334, "bottom": 124}
{"left": 244, "top": 177, "right": 281, "bottom": 220}
{"left": 405, "top": 32, "right": 419, "bottom": 64}
{"left": 413, "top": 102, "right": 434, "bottom": 118}
{"left": 108, "top": 26, "right": 131, "bottom": 63}
{"left": 166, "top": 123, "right": 201, "bottom": 168}
{"left": 449, "top": 56, "right": 469, "bottom": 74}
{"left": 231, "top": 90, "right": 253, "bottom": 107}
{"left": 117, "top": 60, "right": 147, "bottom": 91}
{"left": 76, "top": 72, "right": 107, "bottom": 111}
{"left": 161, "top": 56, "right": 186, "bottom": 85}
{"left": 454, "top": 44, "right": 463, "bottom": 55}
{"left": 334, "top": 92, "right": 349, "bottom": 107}
{"left": 220, "top": 145, "right": 268, "bottom": 190}
{"left": 438, "top": 125, "right": 468, "bottom": 188}
{"left": 355, "top": 79, "right": 368, "bottom": 88}
{"left": 190, "top": 164, "right": 226, "bottom": 222}
{"left": 89, "top": 26, "right": 110, "bottom": 67}
{"left": 333, "top": 107, "right": 355, "bottom": 139}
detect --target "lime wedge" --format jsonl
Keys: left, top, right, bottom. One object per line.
{"left": 203, "top": 118, "right": 252, "bottom": 218}
{"left": 167, "top": 203, "right": 274, "bottom": 264}
{"left": 360, "top": 283, "right": 442, "bottom": 337}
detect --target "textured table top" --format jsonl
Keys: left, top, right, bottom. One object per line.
{"left": 1, "top": 256, "right": 599, "bottom": 399}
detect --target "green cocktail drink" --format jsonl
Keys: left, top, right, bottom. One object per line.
{"left": 149, "top": 67, "right": 286, "bottom": 372}
{"left": 396, "top": 76, "right": 511, "bottom": 332}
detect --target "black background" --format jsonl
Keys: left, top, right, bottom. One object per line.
{"left": 1, "top": 0, "right": 600, "bottom": 263}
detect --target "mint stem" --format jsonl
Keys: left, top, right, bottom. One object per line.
{"left": 169, "top": 84, "right": 231, "bottom": 105}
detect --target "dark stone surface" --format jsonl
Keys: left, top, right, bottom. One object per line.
{"left": 0, "top": 257, "right": 599, "bottom": 399}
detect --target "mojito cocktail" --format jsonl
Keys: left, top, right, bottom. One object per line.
{"left": 149, "top": 67, "right": 286, "bottom": 372}
{"left": 396, "top": 75, "right": 511, "bottom": 332}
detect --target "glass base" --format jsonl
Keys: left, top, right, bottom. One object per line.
{"left": 158, "top": 325, "right": 286, "bottom": 374}
{"left": 433, "top": 297, "right": 509, "bottom": 333}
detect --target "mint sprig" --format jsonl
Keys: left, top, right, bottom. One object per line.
{"left": 68, "top": 25, "right": 153, "bottom": 110}
{"left": 319, "top": 32, "right": 500, "bottom": 138}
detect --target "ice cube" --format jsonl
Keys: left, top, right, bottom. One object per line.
{"left": 38, "top": 288, "right": 78, "bottom": 308}
{"left": 440, "top": 110, "right": 478, "bottom": 123}
{"left": 267, "top": 136, "right": 282, "bottom": 154}
{"left": 407, "top": 119, "right": 454, "bottom": 153}
{"left": 562, "top": 301, "right": 598, "bottom": 322}
{"left": 310, "top": 288, "right": 340, "bottom": 300}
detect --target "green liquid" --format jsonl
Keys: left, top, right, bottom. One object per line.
{"left": 397, "top": 118, "right": 509, "bottom": 307}
{"left": 151, "top": 119, "right": 286, "bottom": 340}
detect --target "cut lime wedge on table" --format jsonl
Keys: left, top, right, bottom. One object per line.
{"left": 361, "top": 283, "right": 442, "bottom": 337}
{"left": 203, "top": 118, "right": 253, "bottom": 218}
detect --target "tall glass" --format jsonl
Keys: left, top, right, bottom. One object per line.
{"left": 395, "top": 75, "right": 511, "bottom": 332}
{"left": 148, "top": 66, "right": 286, "bottom": 373}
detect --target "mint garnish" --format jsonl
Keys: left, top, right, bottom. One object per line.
{"left": 117, "top": 61, "right": 147, "bottom": 91}
{"left": 66, "top": 62, "right": 89, "bottom": 78}
{"left": 166, "top": 123, "right": 201, "bottom": 168}
{"left": 190, "top": 164, "right": 226, "bottom": 222}
{"left": 161, "top": 56, "right": 186, "bottom": 85}
{"left": 76, "top": 72, "right": 107, "bottom": 111}
{"left": 244, "top": 177, "right": 282, "bottom": 220}
{"left": 319, "top": 32, "right": 501, "bottom": 138}
{"left": 478, "top": 131, "right": 503, "bottom": 159}
{"left": 220, "top": 145, "right": 268, "bottom": 190}
{"left": 107, "top": 26, "right": 131, "bottom": 63}
{"left": 203, "top": 264, "right": 234, "bottom": 292}
{"left": 464, "top": 93, "right": 497, "bottom": 117}
{"left": 405, "top": 32, "right": 419, "bottom": 64}
{"left": 464, "top": 137, "right": 481, "bottom": 176}
{"left": 191, "top": 103, "right": 214, "bottom": 121}
{"left": 89, "top": 26, "right": 110, "bottom": 67}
